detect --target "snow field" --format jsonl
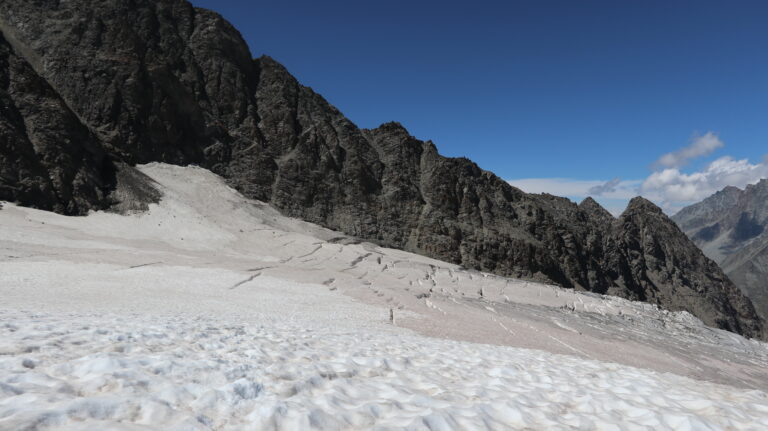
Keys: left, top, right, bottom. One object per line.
{"left": 1, "top": 309, "right": 767, "bottom": 431}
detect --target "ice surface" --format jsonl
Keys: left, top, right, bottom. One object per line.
{"left": 1, "top": 163, "right": 768, "bottom": 430}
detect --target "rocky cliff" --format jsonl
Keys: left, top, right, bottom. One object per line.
{"left": 674, "top": 180, "right": 768, "bottom": 320}
{"left": 0, "top": 0, "right": 763, "bottom": 338}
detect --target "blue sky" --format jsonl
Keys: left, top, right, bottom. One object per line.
{"left": 192, "top": 0, "right": 768, "bottom": 214}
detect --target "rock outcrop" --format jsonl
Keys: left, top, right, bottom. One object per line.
{"left": 674, "top": 180, "right": 768, "bottom": 320}
{"left": 0, "top": 32, "right": 115, "bottom": 214}
{"left": 0, "top": 0, "right": 763, "bottom": 338}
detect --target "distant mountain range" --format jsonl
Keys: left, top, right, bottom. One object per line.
{"left": 673, "top": 180, "right": 768, "bottom": 320}
{"left": 0, "top": 0, "right": 763, "bottom": 339}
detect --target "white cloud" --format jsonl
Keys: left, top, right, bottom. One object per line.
{"left": 588, "top": 178, "right": 621, "bottom": 196}
{"left": 507, "top": 178, "right": 638, "bottom": 200}
{"left": 507, "top": 178, "right": 602, "bottom": 196}
{"left": 654, "top": 132, "right": 723, "bottom": 169}
{"left": 506, "top": 132, "right": 767, "bottom": 216}
{"left": 507, "top": 178, "right": 640, "bottom": 216}
{"left": 640, "top": 156, "right": 768, "bottom": 212}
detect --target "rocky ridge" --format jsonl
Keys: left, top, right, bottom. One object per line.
{"left": 0, "top": 0, "right": 763, "bottom": 338}
{"left": 673, "top": 180, "right": 768, "bottom": 320}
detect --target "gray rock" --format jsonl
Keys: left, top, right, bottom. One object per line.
{"left": 0, "top": 0, "right": 763, "bottom": 339}
{"left": 0, "top": 32, "right": 115, "bottom": 214}
{"left": 674, "top": 180, "right": 768, "bottom": 320}
{"left": 107, "top": 164, "right": 162, "bottom": 214}
{"left": 610, "top": 198, "right": 762, "bottom": 337}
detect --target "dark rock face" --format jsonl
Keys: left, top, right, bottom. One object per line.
{"left": 0, "top": 32, "right": 115, "bottom": 214}
{"left": 0, "top": 0, "right": 763, "bottom": 338}
{"left": 674, "top": 180, "right": 768, "bottom": 320}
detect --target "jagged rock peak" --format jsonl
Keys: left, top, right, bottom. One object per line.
{"left": 579, "top": 197, "right": 614, "bottom": 220}
{"left": 745, "top": 178, "right": 768, "bottom": 192}
{"left": 722, "top": 185, "right": 745, "bottom": 193}
{"left": 364, "top": 122, "right": 414, "bottom": 141}
{"left": 623, "top": 196, "right": 663, "bottom": 216}
{"left": 374, "top": 121, "right": 410, "bottom": 132}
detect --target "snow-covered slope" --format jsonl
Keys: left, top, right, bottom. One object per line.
{"left": 2, "top": 163, "right": 768, "bottom": 430}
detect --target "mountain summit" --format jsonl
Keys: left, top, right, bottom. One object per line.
{"left": 0, "top": 0, "right": 763, "bottom": 338}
